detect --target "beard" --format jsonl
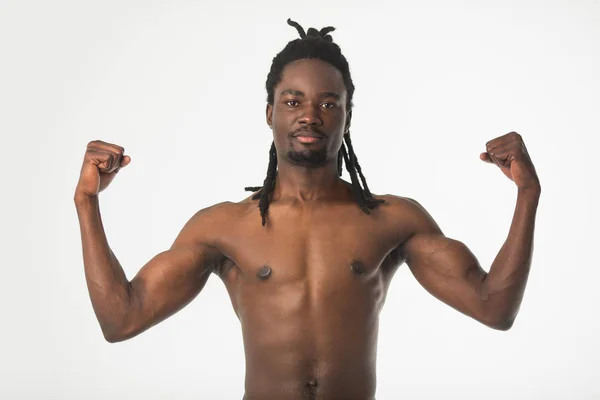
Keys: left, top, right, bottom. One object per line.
{"left": 287, "top": 145, "right": 329, "bottom": 168}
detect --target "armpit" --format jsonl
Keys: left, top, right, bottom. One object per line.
{"left": 212, "top": 257, "right": 236, "bottom": 278}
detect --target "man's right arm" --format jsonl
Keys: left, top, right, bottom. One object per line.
{"left": 75, "top": 194, "right": 228, "bottom": 342}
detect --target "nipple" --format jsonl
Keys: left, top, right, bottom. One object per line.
{"left": 256, "top": 266, "right": 272, "bottom": 280}
{"left": 350, "top": 261, "right": 365, "bottom": 276}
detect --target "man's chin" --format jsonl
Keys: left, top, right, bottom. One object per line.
{"left": 287, "top": 149, "right": 328, "bottom": 168}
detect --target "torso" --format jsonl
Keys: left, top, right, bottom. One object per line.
{"left": 207, "top": 185, "right": 411, "bottom": 400}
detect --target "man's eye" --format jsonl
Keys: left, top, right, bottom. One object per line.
{"left": 321, "top": 102, "right": 336, "bottom": 109}
{"left": 285, "top": 100, "right": 299, "bottom": 107}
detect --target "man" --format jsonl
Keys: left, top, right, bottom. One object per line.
{"left": 74, "top": 19, "right": 541, "bottom": 400}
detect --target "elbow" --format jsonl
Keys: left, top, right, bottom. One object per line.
{"left": 479, "top": 301, "right": 516, "bottom": 331}
{"left": 103, "top": 329, "right": 131, "bottom": 343}
{"left": 102, "top": 326, "right": 128, "bottom": 343}
{"left": 102, "top": 315, "right": 149, "bottom": 343}
{"left": 488, "top": 317, "right": 515, "bottom": 331}
{"left": 100, "top": 293, "right": 140, "bottom": 343}
{"left": 481, "top": 309, "right": 516, "bottom": 331}
{"left": 478, "top": 287, "right": 517, "bottom": 331}
{"left": 101, "top": 318, "right": 137, "bottom": 343}
{"left": 104, "top": 333, "right": 122, "bottom": 343}
{"left": 103, "top": 328, "right": 140, "bottom": 343}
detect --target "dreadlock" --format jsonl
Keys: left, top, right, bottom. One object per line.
{"left": 244, "top": 18, "right": 384, "bottom": 226}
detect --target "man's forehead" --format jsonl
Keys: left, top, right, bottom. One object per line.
{"left": 276, "top": 59, "right": 346, "bottom": 97}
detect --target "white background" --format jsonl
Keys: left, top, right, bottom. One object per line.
{"left": 1, "top": 0, "right": 599, "bottom": 399}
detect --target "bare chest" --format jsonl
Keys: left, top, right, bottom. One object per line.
{"left": 213, "top": 201, "right": 406, "bottom": 316}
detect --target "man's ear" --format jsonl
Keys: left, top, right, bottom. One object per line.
{"left": 266, "top": 103, "right": 273, "bottom": 129}
{"left": 344, "top": 109, "right": 352, "bottom": 134}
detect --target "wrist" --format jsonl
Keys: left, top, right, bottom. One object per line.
{"left": 74, "top": 190, "right": 99, "bottom": 206}
{"left": 517, "top": 185, "right": 541, "bottom": 202}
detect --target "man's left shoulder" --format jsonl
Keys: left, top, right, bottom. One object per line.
{"left": 372, "top": 193, "right": 439, "bottom": 231}
{"left": 372, "top": 193, "right": 423, "bottom": 214}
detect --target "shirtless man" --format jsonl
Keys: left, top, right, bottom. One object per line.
{"left": 74, "top": 19, "right": 541, "bottom": 400}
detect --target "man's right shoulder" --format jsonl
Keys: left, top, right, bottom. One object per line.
{"left": 186, "top": 193, "right": 259, "bottom": 229}
{"left": 175, "top": 198, "right": 256, "bottom": 251}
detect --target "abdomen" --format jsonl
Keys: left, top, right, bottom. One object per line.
{"left": 234, "top": 276, "right": 381, "bottom": 399}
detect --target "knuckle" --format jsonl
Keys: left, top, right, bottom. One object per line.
{"left": 99, "top": 151, "right": 111, "bottom": 161}
{"left": 102, "top": 157, "right": 114, "bottom": 171}
{"left": 85, "top": 148, "right": 99, "bottom": 158}
{"left": 109, "top": 144, "right": 124, "bottom": 156}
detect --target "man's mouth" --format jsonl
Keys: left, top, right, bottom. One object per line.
{"left": 294, "top": 135, "right": 323, "bottom": 144}
{"left": 292, "top": 130, "right": 325, "bottom": 144}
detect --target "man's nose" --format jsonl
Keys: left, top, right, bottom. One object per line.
{"left": 299, "top": 105, "right": 322, "bottom": 126}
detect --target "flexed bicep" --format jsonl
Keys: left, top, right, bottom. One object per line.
{"left": 402, "top": 233, "right": 490, "bottom": 324}
{"left": 393, "top": 197, "right": 495, "bottom": 328}
{"left": 114, "top": 203, "right": 230, "bottom": 342}
{"left": 125, "top": 244, "right": 220, "bottom": 338}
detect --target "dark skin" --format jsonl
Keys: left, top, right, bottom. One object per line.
{"left": 74, "top": 58, "right": 541, "bottom": 399}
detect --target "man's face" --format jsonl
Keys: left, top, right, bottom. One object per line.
{"left": 266, "top": 58, "right": 350, "bottom": 169}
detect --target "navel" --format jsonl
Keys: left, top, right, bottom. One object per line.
{"left": 304, "top": 378, "right": 319, "bottom": 400}
{"left": 305, "top": 379, "right": 318, "bottom": 388}
{"left": 256, "top": 266, "right": 272, "bottom": 281}
{"left": 350, "top": 260, "right": 366, "bottom": 276}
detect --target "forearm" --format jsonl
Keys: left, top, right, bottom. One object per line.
{"left": 74, "top": 193, "right": 133, "bottom": 339}
{"left": 482, "top": 187, "right": 541, "bottom": 328}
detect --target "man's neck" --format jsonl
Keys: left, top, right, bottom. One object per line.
{"left": 272, "top": 161, "right": 346, "bottom": 202}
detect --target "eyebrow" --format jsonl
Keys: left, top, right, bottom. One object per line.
{"left": 279, "top": 89, "right": 341, "bottom": 100}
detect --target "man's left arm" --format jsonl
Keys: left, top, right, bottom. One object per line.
{"left": 399, "top": 132, "right": 541, "bottom": 330}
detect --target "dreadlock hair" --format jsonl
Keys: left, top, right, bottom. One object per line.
{"left": 244, "top": 18, "right": 384, "bottom": 226}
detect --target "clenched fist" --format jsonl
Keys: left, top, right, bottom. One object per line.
{"left": 75, "top": 140, "right": 131, "bottom": 198}
{"left": 480, "top": 132, "right": 541, "bottom": 192}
